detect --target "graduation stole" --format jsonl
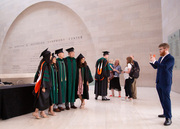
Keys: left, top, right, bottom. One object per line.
{"left": 34, "top": 61, "right": 45, "bottom": 97}
{"left": 57, "top": 59, "right": 67, "bottom": 82}
{"left": 50, "top": 64, "right": 58, "bottom": 103}
{"left": 81, "top": 67, "right": 85, "bottom": 84}
{"left": 67, "top": 57, "right": 76, "bottom": 87}
{"left": 97, "top": 60, "right": 103, "bottom": 75}
{"left": 50, "top": 65, "right": 58, "bottom": 93}
{"left": 95, "top": 58, "right": 108, "bottom": 81}
{"left": 50, "top": 65, "right": 55, "bottom": 89}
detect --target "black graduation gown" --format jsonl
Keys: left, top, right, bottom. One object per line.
{"left": 34, "top": 63, "right": 52, "bottom": 111}
{"left": 94, "top": 57, "right": 110, "bottom": 96}
{"left": 75, "top": 65, "right": 93, "bottom": 100}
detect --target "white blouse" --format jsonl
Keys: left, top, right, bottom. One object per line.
{"left": 123, "top": 63, "right": 132, "bottom": 80}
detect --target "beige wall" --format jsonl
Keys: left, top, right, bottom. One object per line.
{"left": 0, "top": 1, "right": 94, "bottom": 74}
{"left": 0, "top": 0, "right": 162, "bottom": 87}
{"left": 161, "top": 0, "right": 180, "bottom": 93}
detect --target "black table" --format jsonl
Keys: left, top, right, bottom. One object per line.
{"left": 0, "top": 84, "right": 35, "bottom": 120}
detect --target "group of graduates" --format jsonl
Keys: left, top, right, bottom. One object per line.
{"left": 32, "top": 47, "right": 140, "bottom": 119}
{"left": 32, "top": 47, "right": 93, "bottom": 119}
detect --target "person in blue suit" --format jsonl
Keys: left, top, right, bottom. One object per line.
{"left": 150, "top": 43, "right": 174, "bottom": 126}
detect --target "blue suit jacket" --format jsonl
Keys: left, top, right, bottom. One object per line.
{"left": 150, "top": 54, "right": 174, "bottom": 88}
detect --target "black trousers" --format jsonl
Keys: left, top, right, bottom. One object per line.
{"left": 125, "top": 78, "right": 134, "bottom": 98}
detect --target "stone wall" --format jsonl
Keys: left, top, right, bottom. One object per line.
{"left": 161, "top": 0, "right": 180, "bottom": 93}
{"left": 0, "top": 0, "right": 162, "bottom": 87}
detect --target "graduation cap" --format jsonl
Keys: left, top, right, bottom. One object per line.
{"left": 66, "top": 47, "right": 74, "bottom": 53}
{"left": 55, "top": 48, "right": 63, "bottom": 55}
{"left": 40, "top": 48, "right": 50, "bottom": 57}
{"left": 103, "top": 51, "right": 109, "bottom": 55}
{"left": 76, "top": 53, "right": 84, "bottom": 61}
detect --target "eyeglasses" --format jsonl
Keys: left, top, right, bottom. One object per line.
{"left": 159, "top": 48, "right": 165, "bottom": 51}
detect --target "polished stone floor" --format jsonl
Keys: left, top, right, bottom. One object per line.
{"left": 0, "top": 86, "right": 180, "bottom": 129}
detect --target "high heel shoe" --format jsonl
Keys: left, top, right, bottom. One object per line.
{"left": 82, "top": 101, "right": 85, "bottom": 105}
{"left": 32, "top": 112, "right": 41, "bottom": 119}
{"left": 40, "top": 112, "right": 48, "bottom": 118}
{"left": 48, "top": 111, "right": 56, "bottom": 116}
{"left": 80, "top": 104, "right": 84, "bottom": 109}
{"left": 109, "top": 95, "right": 114, "bottom": 97}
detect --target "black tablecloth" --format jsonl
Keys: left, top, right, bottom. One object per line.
{"left": 0, "top": 84, "right": 35, "bottom": 120}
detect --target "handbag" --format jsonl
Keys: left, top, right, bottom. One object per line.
{"left": 109, "top": 71, "right": 114, "bottom": 80}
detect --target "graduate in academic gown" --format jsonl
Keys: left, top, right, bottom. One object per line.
{"left": 94, "top": 51, "right": 110, "bottom": 101}
{"left": 55, "top": 48, "right": 66, "bottom": 111}
{"left": 75, "top": 53, "right": 93, "bottom": 108}
{"left": 64, "top": 47, "right": 77, "bottom": 110}
{"left": 33, "top": 48, "right": 53, "bottom": 119}
{"left": 49, "top": 53, "right": 61, "bottom": 112}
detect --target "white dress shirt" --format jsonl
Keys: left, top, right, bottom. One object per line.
{"left": 153, "top": 52, "right": 170, "bottom": 64}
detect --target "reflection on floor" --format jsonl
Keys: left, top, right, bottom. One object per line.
{"left": 0, "top": 86, "right": 180, "bottom": 129}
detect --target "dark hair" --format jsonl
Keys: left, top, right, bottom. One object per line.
{"left": 41, "top": 53, "right": 51, "bottom": 72}
{"left": 37, "top": 59, "right": 43, "bottom": 71}
{"left": 51, "top": 56, "right": 58, "bottom": 70}
{"left": 159, "top": 43, "right": 170, "bottom": 49}
{"left": 35, "top": 52, "right": 51, "bottom": 83}
{"left": 103, "top": 53, "right": 108, "bottom": 56}
{"left": 77, "top": 59, "right": 87, "bottom": 68}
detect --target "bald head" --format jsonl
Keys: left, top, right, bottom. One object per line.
{"left": 130, "top": 55, "right": 134, "bottom": 60}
